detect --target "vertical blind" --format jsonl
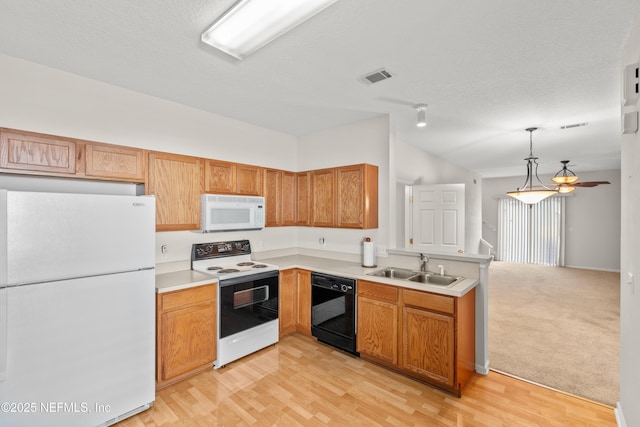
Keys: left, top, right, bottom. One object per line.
{"left": 497, "top": 196, "right": 564, "bottom": 266}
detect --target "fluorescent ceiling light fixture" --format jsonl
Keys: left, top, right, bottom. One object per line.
{"left": 201, "top": 0, "right": 339, "bottom": 59}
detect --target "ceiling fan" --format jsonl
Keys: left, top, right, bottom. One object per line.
{"left": 552, "top": 160, "right": 610, "bottom": 193}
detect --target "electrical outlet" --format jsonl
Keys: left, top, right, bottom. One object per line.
{"left": 160, "top": 245, "right": 168, "bottom": 258}
{"left": 376, "top": 245, "right": 388, "bottom": 257}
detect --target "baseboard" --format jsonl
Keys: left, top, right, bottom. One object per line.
{"left": 563, "top": 264, "right": 621, "bottom": 273}
{"left": 475, "top": 360, "right": 490, "bottom": 375}
{"left": 615, "top": 401, "right": 627, "bottom": 427}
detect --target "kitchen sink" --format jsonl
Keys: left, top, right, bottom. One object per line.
{"left": 367, "top": 267, "right": 416, "bottom": 279}
{"left": 367, "top": 267, "right": 464, "bottom": 287}
{"left": 407, "top": 272, "right": 462, "bottom": 286}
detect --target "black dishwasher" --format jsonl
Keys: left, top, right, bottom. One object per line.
{"left": 311, "top": 272, "right": 359, "bottom": 356}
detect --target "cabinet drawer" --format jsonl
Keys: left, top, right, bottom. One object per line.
{"left": 358, "top": 280, "right": 398, "bottom": 302}
{"left": 402, "top": 289, "right": 454, "bottom": 315}
{"left": 160, "top": 284, "right": 216, "bottom": 312}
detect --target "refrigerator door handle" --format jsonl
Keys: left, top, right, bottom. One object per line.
{"left": 0, "top": 287, "right": 7, "bottom": 381}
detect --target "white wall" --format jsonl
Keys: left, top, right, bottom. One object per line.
{"left": 482, "top": 170, "right": 621, "bottom": 271}
{"left": 296, "top": 115, "right": 391, "bottom": 256}
{"left": 0, "top": 53, "right": 299, "bottom": 263}
{"left": 618, "top": 10, "right": 640, "bottom": 426}
{"left": 393, "top": 140, "right": 483, "bottom": 254}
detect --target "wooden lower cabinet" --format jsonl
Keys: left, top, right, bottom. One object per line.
{"left": 357, "top": 280, "right": 399, "bottom": 365}
{"left": 279, "top": 269, "right": 297, "bottom": 335}
{"left": 279, "top": 269, "right": 312, "bottom": 337}
{"left": 296, "top": 269, "right": 312, "bottom": 335}
{"left": 356, "top": 280, "right": 476, "bottom": 396}
{"left": 156, "top": 284, "right": 216, "bottom": 389}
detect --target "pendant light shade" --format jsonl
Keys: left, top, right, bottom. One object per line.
{"left": 552, "top": 160, "right": 579, "bottom": 184}
{"left": 506, "top": 128, "right": 558, "bottom": 204}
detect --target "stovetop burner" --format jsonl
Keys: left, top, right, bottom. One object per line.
{"left": 191, "top": 240, "right": 279, "bottom": 279}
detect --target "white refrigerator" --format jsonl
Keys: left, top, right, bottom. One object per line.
{"left": 0, "top": 190, "right": 156, "bottom": 427}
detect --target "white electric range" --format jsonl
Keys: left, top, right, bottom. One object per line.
{"left": 191, "top": 240, "right": 279, "bottom": 368}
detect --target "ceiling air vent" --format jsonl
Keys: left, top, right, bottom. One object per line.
{"left": 360, "top": 68, "right": 393, "bottom": 85}
{"left": 560, "top": 122, "right": 588, "bottom": 130}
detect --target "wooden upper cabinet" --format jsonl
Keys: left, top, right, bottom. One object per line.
{"left": 147, "top": 151, "right": 203, "bottom": 231}
{"left": 281, "top": 171, "right": 296, "bottom": 226}
{"left": 336, "top": 164, "right": 378, "bottom": 229}
{"left": 312, "top": 168, "right": 336, "bottom": 227}
{"left": 263, "top": 168, "right": 282, "bottom": 226}
{"left": 84, "top": 143, "right": 145, "bottom": 182}
{"left": 0, "top": 128, "right": 76, "bottom": 175}
{"left": 296, "top": 172, "right": 312, "bottom": 226}
{"left": 236, "top": 163, "right": 263, "bottom": 196}
{"left": 204, "top": 159, "right": 236, "bottom": 194}
{"left": 264, "top": 169, "right": 296, "bottom": 227}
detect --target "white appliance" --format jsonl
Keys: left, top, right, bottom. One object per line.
{"left": 201, "top": 194, "right": 265, "bottom": 232}
{"left": 0, "top": 190, "right": 156, "bottom": 427}
{"left": 191, "top": 240, "right": 279, "bottom": 368}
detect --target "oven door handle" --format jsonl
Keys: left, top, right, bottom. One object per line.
{"left": 218, "top": 269, "right": 279, "bottom": 287}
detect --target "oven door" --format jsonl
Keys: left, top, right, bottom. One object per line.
{"left": 218, "top": 270, "right": 279, "bottom": 339}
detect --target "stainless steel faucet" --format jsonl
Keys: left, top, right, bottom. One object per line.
{"left": 419, "top": 253, "right": 429, "bottom": 272}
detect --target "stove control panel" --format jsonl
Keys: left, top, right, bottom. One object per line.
{"left": 192, "top": 240, "right": 251, "bottom": 261}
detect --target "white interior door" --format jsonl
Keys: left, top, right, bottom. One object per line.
{"left": 410, "top": 184, "right": 465, "bottom": 253}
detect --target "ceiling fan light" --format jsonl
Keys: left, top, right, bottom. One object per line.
{"left": 557, "top": 184, "right": 576, "bottom": 193}
{"left": 552, "top": 175, "right": 579, "bottom": 184}
{"left": 552, "top": 160, "right": 579, "bottom": 184}
{"left": 506, "top": 189, "right": 558, "bottom": 204}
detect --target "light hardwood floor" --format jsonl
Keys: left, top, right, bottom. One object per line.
{"left": 117, "top": 334, "right": 615, "bottom": 426}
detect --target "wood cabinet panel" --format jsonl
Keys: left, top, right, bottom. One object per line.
{"left": 157, "top": 284, "right": 216, "bottom": 389}
{"left": 336, "top": 164, "right": 378, "bottom": 229}
{"left": 160, "top": 303, "right": 216, "bottom": 381}
{"left": 85, "top": 143, "right": 144, "bottom": 181}
{"left": 236, "top": 163, "right": 263, "bottom": 196}
{"left": 403, "top": 289, "right": 454, "bottom": 315}
{"left": 358, "top": 280, "right": 399, "bottom": 303}
{"left": 264, "top": 168, "right": 282, "bottom": 226}
{"left": 296, "top": 172, "right": 312, "bottom": 226}
{"left": 296, "top": 269, "right": 312, "bottom": 335}
{"left": 0, "top": 129, "right": 76, "bottom": 174}
{"left": 204, "top": 159, "right": 236, "bottom": 194}
{"left": 279, "top": 269, "right": 297, "bottom": 336}
{"left": 312, "top": 168, "right": 336, "bottom": 227}
{"left": 161, "top": 284, "right": 216, "bottom": 312}
{"left": 147, "top": 152, "right": 203, "bottom": 231}
{"left": 357, "top": 296, "right": 398, "bottom": 365}
{"left": 281, "top": 171, "right": 296, "bottom": 225}
{"left": 402, "top": 306, "right": 455, "bottom": 387}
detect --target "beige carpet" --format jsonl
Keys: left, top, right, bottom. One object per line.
{"left": 488, "top": 261, "right": 620, "bottom": 406}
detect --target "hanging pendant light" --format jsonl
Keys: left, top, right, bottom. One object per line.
{"left": 506, "top": 128, "right": 558, "bottom": 204}
{"left": 552, "top": 160, "right": 580, "bottom": 184}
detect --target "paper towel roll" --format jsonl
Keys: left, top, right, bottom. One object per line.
{"left": 363, "top": 241, "right": 376, "bottom": 267}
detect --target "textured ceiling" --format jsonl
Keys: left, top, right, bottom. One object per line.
{"left": 0, "top": 0, "right": 638, "bottom": 177}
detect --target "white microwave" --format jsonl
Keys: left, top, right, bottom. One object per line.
{"left": 201, "top": 194, "right": 265, "bottom": 232}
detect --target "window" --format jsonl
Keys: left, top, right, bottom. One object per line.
{"left": 497, "top": 197, "right": 564, "bottom": 266}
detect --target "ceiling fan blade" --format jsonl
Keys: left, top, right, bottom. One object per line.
{"left": 571, "top": 181, "right": 611, "bottom": 188}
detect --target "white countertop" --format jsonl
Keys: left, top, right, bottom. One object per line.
{"left": 155, "top": 270, "right": 218, "bottom": 293}
{"left": 257, "top": 254, "right": 479, "bottom": 297}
